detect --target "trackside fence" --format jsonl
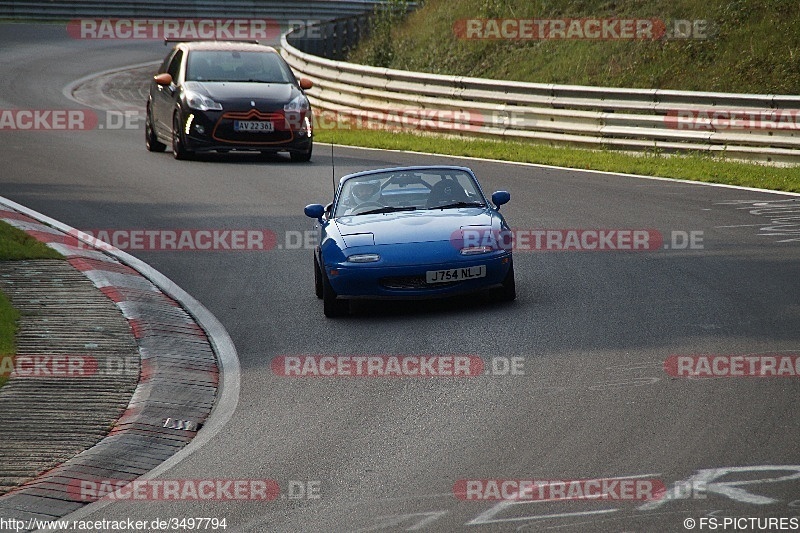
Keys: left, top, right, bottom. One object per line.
{"left": 282, "top": 17, "right": 800, "bottom": 164}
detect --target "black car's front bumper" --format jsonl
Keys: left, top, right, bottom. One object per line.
{"left": 179, "top": 109, "right": 312, "bottom": 153}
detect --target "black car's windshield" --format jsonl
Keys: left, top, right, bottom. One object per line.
{"left": 186, "top": 51, "right": 294, "bottom": 83}
{"left": 334, "top": 169, "right": 487, "bottom": 217}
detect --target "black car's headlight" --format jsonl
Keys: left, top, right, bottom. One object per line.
{"left": 284, "top": 95, "right": 310, "bottom": 113}
{"left": 185, "top": 90, "right": 223, "bottom": 112}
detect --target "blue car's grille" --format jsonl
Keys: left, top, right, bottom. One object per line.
{"left": 379, "top": 275, "right": 460, "bottom": 290}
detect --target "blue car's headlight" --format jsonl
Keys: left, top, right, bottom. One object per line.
{"left": 460, "top": 246, "right": 494, "bottom": 255}
{"left": 185, "top": 90, "right": 222, "bottom": 111}
{"left": 347, "top": 253, "right": 381, "bottom": 263}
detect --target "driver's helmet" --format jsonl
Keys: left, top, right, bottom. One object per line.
{"left": 350, "top": 180, "right": 382, "bottom": 204}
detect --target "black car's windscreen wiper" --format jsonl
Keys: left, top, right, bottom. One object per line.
{"left": 357, "top": 206, "right": 418, "bottom": 216}
{"left": 430, "top": 201, "right": 485, "bottom": 210}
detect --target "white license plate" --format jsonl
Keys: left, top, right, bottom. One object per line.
{"left": 426, "top": 265, "right": 486, "bottom": 284}
{"left": 234, "top": 120, "right": 274, "bottom": 132}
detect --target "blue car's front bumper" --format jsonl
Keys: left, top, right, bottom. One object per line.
{"left": 323, "top": 250, "right": 512, "bottom": 300}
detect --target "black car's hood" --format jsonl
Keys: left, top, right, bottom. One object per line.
{"left": 184, "top": 81, "right": 300, "bottom": 107}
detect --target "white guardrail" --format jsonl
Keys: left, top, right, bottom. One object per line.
{"left": 0, "top": 0, "right": 384, "bottom": 20}
{"left": 281, "top": 33, "right": 800, "bottom": 164}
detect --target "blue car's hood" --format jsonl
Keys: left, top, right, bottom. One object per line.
{"left": 334, "top": 208, "right": 497, "bottom": 246}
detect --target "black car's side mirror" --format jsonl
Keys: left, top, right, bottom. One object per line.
{"left": 154, "top": 73, "right": 173, "bottom": 86}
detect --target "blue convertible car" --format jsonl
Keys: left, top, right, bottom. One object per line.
{"left": 304, "top": 165, "right": 515, "bottom": 317}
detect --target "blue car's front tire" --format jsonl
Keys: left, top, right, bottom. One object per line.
{"left": 497, "top": 262, "right": 516, "bottom": 302}
{"left": 313, "top": 254, "right": 323, "bottom": 299}
{"left": 322, "top": 268, "right": 349, "bottom": 318}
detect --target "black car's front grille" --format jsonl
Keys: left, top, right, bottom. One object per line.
{"left": 379, "top": 275, "right": 460, "bottom": 290}
{"left": 212, "top": 110, "right": 295, "bottom": 145}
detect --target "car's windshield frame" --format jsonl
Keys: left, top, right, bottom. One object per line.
{"left": 332, "top": 168, "right": 488, "bottom": 218}
{"left": 184, "top": 50, "right": 296, "bottom": 84}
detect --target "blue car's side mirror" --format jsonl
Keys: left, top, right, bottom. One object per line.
{"left": 304, "top": 204, "right": 325, "bottom": 221}
{"left": 491, "top": 191, "right": 510, "bottom": 209}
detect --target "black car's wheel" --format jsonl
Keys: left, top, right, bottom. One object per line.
{"left": 145, "top": 105, "right": 166, "bottom": 152}
{"left": 290, "top": 141, "right": 312, "bottom": 162}
{"left": 322, "top": 268, "right": 348, "bottom": 318}
{"left": 172, "top": 113, "right": 192, "bottom": 160}
{"left": 313, "top": 254, "right": 323, "bottom": 299}
{"left": 497, "top": 262, "right": 516, "bottom": 302}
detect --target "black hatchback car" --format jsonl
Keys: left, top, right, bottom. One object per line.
{"left": 145, "top": 41, "right": 314, "bottom": 161}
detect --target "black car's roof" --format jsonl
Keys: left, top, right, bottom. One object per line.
{"left": 178, "top": 41, "right": 278, "bottom": 53}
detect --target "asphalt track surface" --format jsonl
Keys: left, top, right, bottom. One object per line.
{"left": 2, "top": 24, "right": 800, "bottom": 533}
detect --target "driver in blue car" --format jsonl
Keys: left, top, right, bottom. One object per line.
{"left": 343, "top": 180, "right": 384, "bottom": 214}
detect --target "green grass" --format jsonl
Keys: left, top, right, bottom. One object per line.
{"left": 0, "top": 220, "right": 63, "bottom": 388}
{"left": 0, "top": 220, "right": 63, "bottom": 260}
{"left": 316, "top": 128, "right": 800, "bottom": 192}
{"left": 350, "top": 0, "right": 800, "bottom": 94}
{"left": 0, "top": 291, "right": 19, "bottom": 389}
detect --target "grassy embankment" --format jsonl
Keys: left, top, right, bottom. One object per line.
{"left": 314, "top": 0, "right": 800, "bottom": 192}
{"left": 0, "top": 220, "right": 62, "bottom": 387}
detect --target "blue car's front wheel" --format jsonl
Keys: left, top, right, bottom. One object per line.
{"left": 497, "top": 262, "right": 516, "bottom": 302}
{"left": 322, "top": 268, "right": 349, "bottom": 318}
{"left": 313, "top": 254, "right": 323, "bottom": 299}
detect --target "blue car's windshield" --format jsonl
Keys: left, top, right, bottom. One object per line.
{"left": 334, "top": 169, "right": 486, "bottom": 217}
